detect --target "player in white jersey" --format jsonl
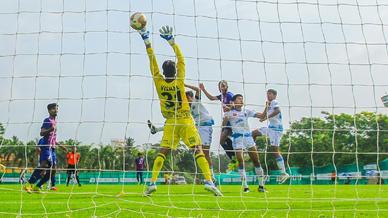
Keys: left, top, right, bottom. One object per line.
{"left": 147, "top": 84, "right": 216, "bottom": 181}
{"left": 252, "top": 89, "right": 289, "bottom": 184}
{"left": 223, "top": 94, "right": 266, "bottom": 193}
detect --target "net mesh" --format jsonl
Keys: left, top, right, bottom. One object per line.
{"left": 0, "top": 0, "right": 387, "bottom": 217}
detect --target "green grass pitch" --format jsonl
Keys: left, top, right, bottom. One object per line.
{"left": 0, "top": 184, "right": 387, "bottom": 217}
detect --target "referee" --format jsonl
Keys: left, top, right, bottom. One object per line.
{"left": 66, "top": 146, "right": 81, "bottom": 186}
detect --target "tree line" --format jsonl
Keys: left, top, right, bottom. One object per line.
{"left": 0, "top": 112, "right": 387, "bottom": 174}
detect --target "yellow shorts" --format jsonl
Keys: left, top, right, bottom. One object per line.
{"left": 161, "top": 118, "right": 202, "bottom": 150}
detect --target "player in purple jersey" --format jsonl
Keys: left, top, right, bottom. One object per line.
{"left": 135, "top": 153, "right": 146, "bottom": 184}
{"left": 199, "top": 80, "right": 235, "bottom": 160}
{"left": 23, "top": 103, "right": 65, "bottom": 193}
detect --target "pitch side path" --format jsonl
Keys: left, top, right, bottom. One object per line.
{"left": 0, "top": 185, "right": 387, "bottom": 217}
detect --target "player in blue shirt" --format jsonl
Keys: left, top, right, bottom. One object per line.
{"left": 23, "top": 103, "right": 64, "bottom": 193}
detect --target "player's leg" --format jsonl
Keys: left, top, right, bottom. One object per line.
{"left": 202, "top": 145, "right": 216, "bottom": 182}
{"left": 66, "top": 169, "right": 71, "bottom": 186}
{"left": 151, "top": 147, "right": 170, "bottom": 182}
{"left": 66, "top": 165, "right": 74, "bottom": 186}
{"left": 192, "top": 145, "right": 222, "bottom": 196}
{"left": 192, "top": 145, "right": 212, "bottom": 182}
{"left": 136, "top": 171, "right": 140, "bottom": 183}
{"left": 235, "top": 147, "right": 249, "bottom": 192}
{"left": 270, "top": 145, "right": 289, "bottom": 183}
{"left": 251, "top": 129, "right": 262, "bottom": 143}
{"left": 50, "top": 168, "right": 57, "bottom": 191}
{"left": 198, "top": 125, "right": 216, "bottom": 182}
{"left": 36, "top": 161, "right": 53, "bottom": 191}
{"left": 75, "top": 170, "right": 81, "bottom": 186}
{"left": 144, "top": 121, "right": 176, "bottom": 196}
{"left": 247, "top": 144, "right": 266, "bottom": 192}
{"left": 139, "top": 170, "right": 144, "bottom": 184}
{"left": 268, "top": 130, "right": 289, "bottom": 183}
{"left": 185, "top": 122, "right": 212, "bottom": 182}
{"left": 26, "top": 168, "right": 42, "bottom": 186}
{"left": 184, "top": 120, "right": 222, "bottom": 196}
{"left": 220, "top": 127, "right": 234, "bottom": 160}
{"left": 24, "top": 157, "right": 49, "bottom": 193}
{"left": 232, "top": 136, "right": 249, "bottom": 192}
{"left": 144, "top": 146, "right": 170, "bottom": 196}
{"left": 50, "top": 153, "right": 57, "bottom": 190}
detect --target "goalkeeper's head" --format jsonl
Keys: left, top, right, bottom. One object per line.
{"left": 162, "top": 60, "right": 176, "bottom": 79}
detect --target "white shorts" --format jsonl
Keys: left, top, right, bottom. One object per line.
{"left": 232, "top": 134, "right": 256, "bottom": 150}
{"left": 197, "top": 125, "right": 213, "bottom": 146}
{"left": 258, "top": 127, "right": 283, "bottom": 147}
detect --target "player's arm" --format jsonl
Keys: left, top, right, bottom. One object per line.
{"left": 58, "top": 144, "right": 68, "bottom": 152}
{"left": 35, "top": 147, "right": 40, "bottom": 156}
{"left": 222, "top": 115, "right": 229, "bottom": 129}
{"left": 159, "top": 26, "right": 185, "bottom": 79}
{"left": 172, "top": 43, "right": 185, "bottom": 80}
{"left": 137, "top": 27, "right": 163, "bottom": 80}
{"left": 40, "top": 128, "right": 52, "bottom": 137}
{"left": 185, "top": 84, "right": 200, "bottom": 98}
{"left": 267, "top": 107, "right": 281, "bottom": 119}
{"left": 244, "top": 108, "right": 261, "bottom": 119}
{"left": 261, "top": 102, "right": 280, "bottom": 122}
{"left": 40, "top": 118, "right": 55, "bottom": 137}
{"left": 259, "top": 102, "right": 269, "bottom": 122}
{"left": 199, "top": 83, "right": 219, "bottom": 101}
{"left": 253, "top": 112, "right": 263, "bottom": 119}
{"left": 223, "top": 104, "right": 232, "bottom": 112}
{"left": 40, "top": 126, "right": 54, "bottom": 137}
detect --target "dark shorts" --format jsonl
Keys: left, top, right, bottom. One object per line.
{"left": 39, "top": 150, "right": 56, "bottom": 166}
{"left": 67, "top": 164, "right": 77, "bottom": 174}
{"left": 221, "top": 126, "right": 232, "bottom": 135}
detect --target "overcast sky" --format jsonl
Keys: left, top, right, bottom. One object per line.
{"left": 0, "top": 0, "right": 387, "bottom": 148}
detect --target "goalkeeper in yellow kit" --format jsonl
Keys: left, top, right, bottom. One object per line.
{"left": 137, "top": 25, "right": 222, "bottom": 196}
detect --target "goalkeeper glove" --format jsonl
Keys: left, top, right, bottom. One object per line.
{"left": 138, "top": 27, "right": 151, "bottom": 46}
{"left": 159, "top": 25, "right": 174, "bottom": 45}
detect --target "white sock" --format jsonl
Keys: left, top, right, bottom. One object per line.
{"left": 255, "top": 167, "right": 264, "bottom": 187}
{"left": 210, "top": 167, "right": 215, "bottom": 180}
{"left": 238, "top": 168, "right": 249, "bottom": 188}
{"left": 156, "top": 126, "right": 164, "bottom": 132}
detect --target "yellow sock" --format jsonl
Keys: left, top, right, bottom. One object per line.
{"left": 195, "top": 153, "right": 212, "bottom": 181}
{"left": 151, "top": 153, "right": 166, "bottom": 183}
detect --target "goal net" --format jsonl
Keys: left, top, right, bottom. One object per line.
{"left": 0, "top": 0, "right": 387, "bottom": 217}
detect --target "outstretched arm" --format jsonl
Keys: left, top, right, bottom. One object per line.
{"left": 185, "top": 84, "right": 200, "bottom": 98}
{"left": 137, "top": 27, "right": 162, "bottom": 80}
{"left": 172, "top": 43, "right": 185, "bottom": 80}
{"left": 159, "top": 25, "right": 185, "bottom": 80}
{"left": 199, "top": 83, "right": 219, "bottom": 101}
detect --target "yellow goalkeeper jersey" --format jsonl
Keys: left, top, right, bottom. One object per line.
{"left": 146, "top": 44, "right": 191, "bottom": 119}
